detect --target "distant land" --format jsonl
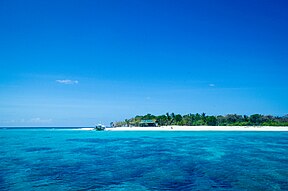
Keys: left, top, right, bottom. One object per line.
{"left": 114, "top": 113, "right": 288, "bottom": 127}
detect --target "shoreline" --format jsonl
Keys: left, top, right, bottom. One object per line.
{"left": 104, "top": 126, "right": 288, "bottom": 131}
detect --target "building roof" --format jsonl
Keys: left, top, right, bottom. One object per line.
{"left": 140, "top": 120, "right": 155, "bottom": 123}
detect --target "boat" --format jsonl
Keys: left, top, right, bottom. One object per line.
{"left": 94, "top": 124, "right": 106, "bottom": 131}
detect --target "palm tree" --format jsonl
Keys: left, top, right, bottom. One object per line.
{"left": 166, "top": 113, "right": 171, "bottom": 125}
{"left": 171, "top": 113, "right": 175, "bottom": 125}
{"left": 125, "top": 119, "right": 130, "bottom": 127}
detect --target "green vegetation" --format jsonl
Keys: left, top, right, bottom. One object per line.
{"left": 113, "top": 113, "right": 288, "bottom": 127}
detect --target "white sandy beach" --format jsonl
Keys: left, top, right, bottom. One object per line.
{"left": 104, "top": 126, "right": 288, "bottom": 131}
{"left": 76, "top": 128, "right": 95, "bottom": 131}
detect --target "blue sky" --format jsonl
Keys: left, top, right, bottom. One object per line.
{"left": 0, "top": 0, "right": 288, "bottom": 127}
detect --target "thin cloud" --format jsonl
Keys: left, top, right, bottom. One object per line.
{"left": 56, "top": 79, "right": 79, "bottom": 85}
{"left": 209, "top": 84, "right": 215, "bottom": 87}
{"left": 1, "top": 118, "right": 52, "bottom": 124}
{"left": 29, "top": 118, "right": 52, "bottom": 124}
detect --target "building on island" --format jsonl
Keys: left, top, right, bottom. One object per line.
{"left": 139, "top": 120, "right": 157, "bottom": 127}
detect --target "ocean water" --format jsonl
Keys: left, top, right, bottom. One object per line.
{"left": 0, "top": 129, "right": 288, "bottom": 191}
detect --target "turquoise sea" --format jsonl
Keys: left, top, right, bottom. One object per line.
{"left": 0, "top": 129, "right": 288, "bottom": 191}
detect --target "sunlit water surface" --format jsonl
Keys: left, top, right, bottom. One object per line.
{"left": 0, "top": 129, "right": 288, "bottom": 190}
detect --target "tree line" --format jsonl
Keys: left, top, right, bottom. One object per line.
{"left": 113, "top": 113, "right": 288, "bottom": 127}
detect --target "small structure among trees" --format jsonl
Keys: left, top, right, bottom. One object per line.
{"left": 139, "top": 120, "right": 157, "bottom": 127}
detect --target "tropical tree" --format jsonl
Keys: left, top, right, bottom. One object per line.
{"left": 206, "top": 116, "right": 217, "bottom": 126}
{"left": 156, "top": 115, "right": 168, "bottom": 126}
{"left": 125, "top": 119, "right": 130, "bottom": 127}
{"left": 174, "top": 114, "right": 183, "bottom": 125}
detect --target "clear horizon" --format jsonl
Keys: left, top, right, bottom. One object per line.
{"left": 1, "top": 0, "right": 288, "bottom": 126}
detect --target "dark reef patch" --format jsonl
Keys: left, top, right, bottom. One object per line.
{"left": 25, "top": 147, "right": 52, "bottom": 152}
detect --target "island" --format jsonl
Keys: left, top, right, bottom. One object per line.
{"left": 100, "top": 113, "right": 288, "bottom": 131}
